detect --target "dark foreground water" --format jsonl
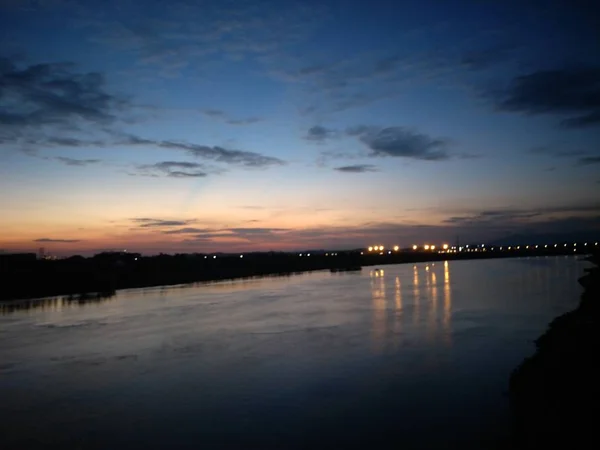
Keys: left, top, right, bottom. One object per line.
{"left": 0, "top": 257, "right": 587, "bottom": 449}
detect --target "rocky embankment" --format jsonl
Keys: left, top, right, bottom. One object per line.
{"left": 509, "top": 252, "right": 600, "bottom": 448}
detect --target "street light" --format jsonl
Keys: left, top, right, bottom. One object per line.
{"left": 424, "top": 245, "right": 430, "bottom": 250}
{"left": 442, "top": 244, "right": 449, "bottom": 250}
{"left": 412, "top": 245, "right": 418, "bottom": 250}
{"left": 393, "top": 245, "right": 399, "bottom": 251}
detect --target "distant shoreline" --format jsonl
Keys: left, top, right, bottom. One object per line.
{"left": 0, "top": 248, "right": 593, "bottom": 303}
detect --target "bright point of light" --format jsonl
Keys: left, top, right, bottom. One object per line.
{"left": 574, "top": 243, "right": 576, "bottom": 246}
{"left": 307, "top": 253, "right": 311, "bottom": 256}
{"left": 393, "top": 245, "right": 399, "bottom": 251}
{"left": 412, "top": 245, "right": 418, "bottom": 250}
{"left": 564, "top": 244, "right": 567, "bottom": 247}
{"left": 360, "top": 252, "right": 363, "bottom": 255}
{"left": 424, "top": 245, "right": 430, "bottom": 250}
{"left": 213, "top": 255, "right": 216, "bottom": 259}
{"left": 431, "top": 245, "right": 436, "bottom": 250}
{"left": 388, "top": 251, "right": 392, "bottom": 254}
{"left": 134, "top": 257, "right": 138, "bottom": 261}
{"left": 240, "top": 255, "right": 243, "bottom": 258}
{"left": 554, "top": 244, "right": 557, "bottom": 247}
{"left": 535, "top": 245, "right": 538, "bottom": 248}
{"left": 466, "top": 245, "right": 469, "bottom": 248}
{"left": 526, "top": 245, "right": 529, "bottom": 249}
{"left": 368, "top": 246, "right": 373, "bottom": 252}
{"left": 584, "top": 243, "right": 587, "bottom": 246}
{"left": 517, "top": 246, "right": 520, "bottom": 249}
{"left": 204, "top": 256, "right": 207, "bottom": 259}
{"left": 508, "top": 246, "right": 512, "bottom": 250}
{"left": 443, "top": 244, "right": 449, "bottom": 250}
{"left": 425, "top": 266, "right": 429, "bottom": 271}
{"left": 545, "top": 245, "right": 547, "bottom": 248}
{"left": 299, "top": 253, "right": 302, "bottom": 256}
{"left": 379, "top": 246, "right": 384, "bottom": 251}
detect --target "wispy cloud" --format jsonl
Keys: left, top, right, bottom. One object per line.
{"left": 162, "top": 227, "right": 214, "bottom": 235}
{"left": 334, "top": 164, "right": 378, "bottom": 173}
{"left": 530, "top": 146, "right": 588, "bottom": 158}
{"left": 121, "top": 135, "right": 285, "bottom": 168}
{"left": 132, "top": 218, "right": 195, "bottom": 228}
{"left": 54, "top": 156, "right": 101, "bottom": 166}
{"left": 495, "top": 66, "right": 600, "bottom": 128}
{"left": 136, "top": 161, "right": 218, "bottom": 178}
{"left": 304, "top": 125, "right": 336, "bottom": 142}
{"left": 577, "top": 156, "right": 600, "bottom": 165}
{"left": 0, "top": 56, "right": 127, "bottom": 143}
{"left": 347, "top": 126, "right": 450, "bottom": 160}
{"left": 34, "top": 238, "right": 81, "bottom": 243}
{"left": 81, "top": 0, "right": 327, "bottom": 77}
{"left": 202, "top": 109, "right": 262, "bottom": 125}
{"left": 442, "top": 203, "right": 600, "bottom": 228}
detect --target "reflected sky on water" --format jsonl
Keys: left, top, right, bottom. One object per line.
{"left": 0, "top": 256, "right": 588, "bottom": 449}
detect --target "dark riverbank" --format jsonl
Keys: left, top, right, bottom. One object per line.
{"left": 0, "top": 246, "right": 595, "bottom": 302}
{"left": 509, "top": 251, "right": 600, "bottom": 448}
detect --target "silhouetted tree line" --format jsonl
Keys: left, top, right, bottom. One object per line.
{"left": 0, "top": 246, "right": 592, "bottom": 301}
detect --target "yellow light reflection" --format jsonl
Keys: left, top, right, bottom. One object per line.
{"left": 393, "top": 276, "right": 403, "bottom": 348}
{"left": 371, "top": 269, "right": 387, "bottom": 354}
{"left": 413, "top": 265, "right": 420, "bottom": 325}
{"left": 429, "top": 270, "right": 438, "bottom": 341}
{"left": 395, "top": 276, "right": 402, "bottom": 311}
{"left": 443, "top": 260, "right": 452, "bottom": 346}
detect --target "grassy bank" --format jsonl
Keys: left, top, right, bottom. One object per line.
{"left": 509, "top": 252, "right": 600, "bottom": 448}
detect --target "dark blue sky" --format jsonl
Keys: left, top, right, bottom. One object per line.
{"left": 1, "top": 0, "right": 599, "bottom": 254}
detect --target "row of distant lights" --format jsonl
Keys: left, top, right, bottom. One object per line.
{"left": 176, "top": 242, "right": 599, "bottom": 260}
{"left": 367, "top": 245, "right": 403, "bottom": 253}
{"left": 367, "top": 244, "right": 450, "bottom": 253}
{"left": 366, "top": 242, "right": 598, "bottom": 254}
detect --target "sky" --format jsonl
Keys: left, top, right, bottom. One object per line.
{"left": 1, "top": 0, "right": 599, "bottom": 255}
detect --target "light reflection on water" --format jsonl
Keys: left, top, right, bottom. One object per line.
{"left": 369, "top": 261, "right": 454, "bottom": 353}
{"left": 0, "top": 257, "right": 589, "bottom": 449}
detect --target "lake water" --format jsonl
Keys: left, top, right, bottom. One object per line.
{"left": 0, "top": 257, "right": 587, "bottom": 449}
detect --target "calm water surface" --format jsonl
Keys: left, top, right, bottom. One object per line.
{"left": 0, "top": 257, "right": 587, "bottom": 449}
